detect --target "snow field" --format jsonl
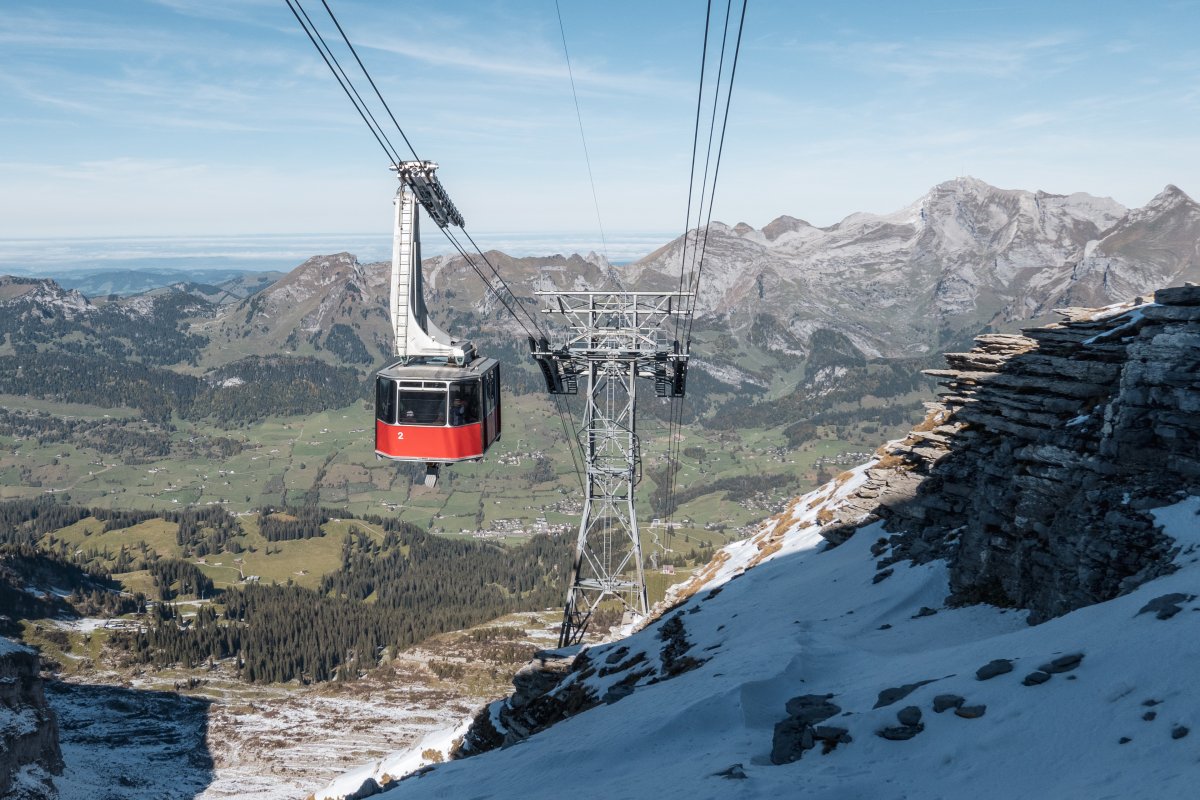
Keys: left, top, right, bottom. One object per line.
{"left": 329, "top": 494, "right": 1200, "bottom": 800}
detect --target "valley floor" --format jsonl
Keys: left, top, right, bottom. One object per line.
{"left": 44, "top": 611, "right": 560, "bottom": 800}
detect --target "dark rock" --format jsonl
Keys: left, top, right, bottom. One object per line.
{"left": 602, "top": 682, "right": 636, "bottom": 705}
{"left": 1022, "top": 671, "right": 1052, "bottom": 686}
{"left": 866, "top": 302, "right": 1200, "bottom": 624}
{"left": 976, "top": 659, "right": 1014, "bottom": 680}
{"left": 1156, "top": 285, "right": 1200, "bottom": 305}
{"left": 897, "top": 706, "right": 923, "bottom": 727}
{"left": 813, "top": 725, "right": 852, "bottom": 754}
{"left": 658, "top": 614, "right": 707, "bottom": 677}
{"left": 878, "top": 624, "right": 893, "bottom": 630}
{"left": 772, "top": 694, "right": 845, "bottom": 764}
{"left": 456, "top": 649, "right": 595, "bottom": 757}
{"left": 955, "top": 705, "right": 987, "bottom": 719}
{"left": 599, "top": 651, "right": 647, "bottom": 678}
{"left": 1038, "top": 653, "right": 1084, "bottom": 674}
{"left": 1137, "top": 593, "right": 1196, "bottom": 620}
{"left": 877, "top": 724, "right": 924, "bottom": 741}
{"left": 1143, "top": 698, "right": 1162, "bottom": 707}
{"left": 770, "top": 718, "right": 815, "bottom": 765}
{"left": 1119, "top": 736, "right": 1132, "bottom": 744}
{"left": 933, "top": 694, "right": 965, "bottom": 713}
{"left": 713, "top": 763, "right": 747, "bottom": 779}
{"left": 603, "top": 647, "right": 630, "bottom": 665}
{"left": 784, "top": 694, "right": 841, "bottom": 726}
{"left": 1143, "top": 711, "right": 1157, "bottom": 721}
{"left": 1171, "top": 726, "right": 1189, "bottom": 740}
{"left": 813, "top": 725, "right": 851, "bottom": 743}
{"left": 874, "top": 680, "right": 936, "bottom": 708}
{"left": 873, "top": 568, "right": 894, "bottom": 584}
{"left": 913, "top": 606, "right": 939, "bottom": 618}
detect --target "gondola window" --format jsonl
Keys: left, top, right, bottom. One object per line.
{"left": 396, "top": 388, "right": 447, "bottom": 425}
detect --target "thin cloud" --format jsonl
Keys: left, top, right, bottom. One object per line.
{"left": 0, "top": 73, "right": 104, "bottom": 115}
{"left": 798, "top": 32, "right": 1081, "bottom": 82}
{"left": 353, "top": 34, "right": 689, "bottom": 98}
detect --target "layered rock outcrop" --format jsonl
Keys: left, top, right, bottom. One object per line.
{"left": 0, "top": 641, "right": 62, "bottom": 800}
{"left": 862, "top": 285, "right": 1200, "bottom": 621}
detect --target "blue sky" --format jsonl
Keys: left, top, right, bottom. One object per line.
{"left": 2, "top": 0, "right": 1199, "bottom": 244}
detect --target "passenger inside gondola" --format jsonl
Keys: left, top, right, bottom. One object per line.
{"left": 397, "top": 388, "right": 446, "bottom": 425}
{"left": 449, "top": 383, "right": 479, "bottom": 426}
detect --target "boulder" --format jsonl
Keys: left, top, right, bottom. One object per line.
{"left": 877, "top": 724, "right": 924, "bottom": 741}
{"left": 932, "top": 694, "right": 965, "bottom": 713}
{"left": 955, "top": 705, "right": 987, "bottom": 719}
{"left": 976, "top": 659, "right": 1014, "bottom": 680}
{"left": 874, "top": 680, "right": 936, "bottom": 709}
{"left": 1022, "top": 671, "right": 1052, "bottom": 686}
{"left": 1136, "top": 593, "right": 1195, "bottom": 620}
{"left": 1038, "top": 653, "right": 1085, "bottom": 674}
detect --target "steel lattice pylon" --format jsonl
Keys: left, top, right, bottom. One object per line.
{"left": 530, "top": 291, "right": 691, "bottom": 647}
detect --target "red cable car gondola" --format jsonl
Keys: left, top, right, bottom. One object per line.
{"left": 375, "top": 359, "right": 501, "bottom": 464}
{"left": 374, "top": 161, "right": 500, "bottom": 485}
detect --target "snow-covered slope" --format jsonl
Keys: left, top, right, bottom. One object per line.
{"left": 318, "top": 485, "right": 1200, "bottom": 800}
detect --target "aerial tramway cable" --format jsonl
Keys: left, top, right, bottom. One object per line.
{"left": 664, "top": 0, "right": 715, "bottom": 532}
{"left": 284, "top": 0, "right": 400, "bottom": 164}
{"left": 663, "top": 0, "right": 748, "bottom": 533}
{"left": 287, "top": 0, "right": 587, "bottom": 492}
{"left": 554, "top": 0, "right": 611, "bottom": 270}
{"left": 318, "top": 0, "right": 421, "bottom": 162}
{"left": 684, "top": 0, "right": 748, "bottom": 331}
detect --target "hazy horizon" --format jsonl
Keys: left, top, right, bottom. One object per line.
{"left": 0, "top": 230, "right": 676, "bottom": 276}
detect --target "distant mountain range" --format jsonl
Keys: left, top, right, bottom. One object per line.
{"left": 627, "top": 177, "right": 1200, "bottom": 359}
{"left": 54, "top": 268, "right": 285, "bottom": 299}
{"left": 2, "top": 177, "right": 1197, "bottom": 411}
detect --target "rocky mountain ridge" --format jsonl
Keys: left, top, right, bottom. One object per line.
{"left": 0, "top": 277, "right": 94, "bottom": 321}
{"left": 628, "top": 178, "right": 1199, "bottom": 360}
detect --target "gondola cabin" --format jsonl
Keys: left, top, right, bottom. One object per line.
{"left": 375, "top": 358, "right": 501, "bottom": 464}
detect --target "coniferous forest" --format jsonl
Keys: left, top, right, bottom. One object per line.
{"left": 0, "top": 496, "right": 571, "bottom": 684}
{"left": 118, "top": 522, "right": 571, "bottom": 683}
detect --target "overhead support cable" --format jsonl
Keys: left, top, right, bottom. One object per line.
{"left": 438, "top": 227, "right": 587, "bottom": 493}
{"left": 284, "top": 0, "right": 399, "bottom": 164}
{"left": 285, "top": 0, "right": 403, "bottom": 164}
{"left": 554, "top": 0, "right": 612, "bottom": 271}
{"left": 319, "top": 0, "right": 421, "bottom": 162}
{"left": 287, "top": 0, "right": 666, "bottom": 509}
{"left": 675, "top": 0, "right": 714, "bottom": 303}
{"left": 683, "top": 0, "right": 735, "bottom": 307}
{"left": 665, "top": 0, "right": 715, "bottom": 531}
{"left": 685, "top": 0, "right": 747, "bottom": 331}
{"left": 665, "top": 0, "right": 748, "bottom": 531}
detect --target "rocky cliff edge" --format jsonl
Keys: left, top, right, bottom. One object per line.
{"left": 0, "top": 639, "right": 62, "bottom": 800}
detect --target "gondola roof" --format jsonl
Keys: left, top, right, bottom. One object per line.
{"left": 377, "top": 356, "right": 497, "bottom": 382}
